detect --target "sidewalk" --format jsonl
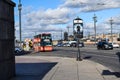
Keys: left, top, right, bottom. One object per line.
{"left": 11, "top": 56, "right": 119, "bottom": 80}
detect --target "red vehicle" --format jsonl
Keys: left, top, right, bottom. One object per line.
{"left": 33, "top": 33, "right": 53, "bottom": 52}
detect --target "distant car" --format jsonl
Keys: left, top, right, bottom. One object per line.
{"left": 56, "top": 43, "right": 63, "bottom": 47}
{"left": 70, "top": 42, "right": 84, "bottom": 47}
{"left": 109, "top": 42, "right": 119, "bottom": 48}
{"left": 63, "top": 43, "right": 70, "bottom": 47}
{"left": 70, "top": 42, "right": 77, "bottom": 47}
{"left": 97, "top": 41, "right": 113, "bottom": 50}
{"left": 15, "top": 46, "right": 23, "bottom": 54}
{"left": 69, "top": 41, "right": 77, "bottom": 47}
{"left": 79, "top": 42, "right": 84, "bottom": 47}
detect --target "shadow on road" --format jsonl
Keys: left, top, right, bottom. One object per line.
{"left": 15, "top": 51, "right": 32, "bottom": 56}
{"left": 83, "top": 55, "right": 92, "bottom": 59}
{"left": 102, "top": 70, "right": 120, "bottom": 78}
{"left": 11, "top": 62, "right": 57, "bottom": 80}
{"left": 116, "top": 52, "right": 120, "bottom": 63}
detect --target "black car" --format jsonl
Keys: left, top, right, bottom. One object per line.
{"left": 97, "top": 41, "right": 113, "bottom": 50}
{"left": 70, "top": 42, "right": 77, "bottom": 47}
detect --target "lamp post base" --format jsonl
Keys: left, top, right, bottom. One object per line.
{"left": 76, "top": 57, "right": 82, "bottom": 61}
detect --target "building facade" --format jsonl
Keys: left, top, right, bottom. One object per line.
{"left": 0, "top": 0, "right": 16, "bottom": 80}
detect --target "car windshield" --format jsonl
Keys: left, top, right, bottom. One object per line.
{"left": 103, "top": 42, "right": 108, "bottom": 44}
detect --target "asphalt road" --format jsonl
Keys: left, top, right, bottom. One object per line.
{"left": 23, "top": 45, "right": 120, "bottom": 73}
{"left": 81, "top": 45, "right": 120, "bottom": 73}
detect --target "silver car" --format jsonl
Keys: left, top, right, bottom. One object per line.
{"left": 109, "top": 42, "right": 119, "bottom": 48}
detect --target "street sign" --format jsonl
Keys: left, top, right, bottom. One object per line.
{"left": 73, "top": 19, "right": 83, "bottom": 24}
{"left": 73, "top": 17, "right": 83, "bottom": 38}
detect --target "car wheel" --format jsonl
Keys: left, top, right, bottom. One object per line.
{"left": 97, "top": 46, "right": 100, "bottom": 50}
{"left": 15, "top": 50, "right": 19, "bottom": 54}
{"left": 102, "top": 46, "right": 105, "bottom": 50}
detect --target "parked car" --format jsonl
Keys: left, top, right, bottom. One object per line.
{"left": 15, "top": 46, "right": 23, "bottom": 54}
{"left": 97, "top": 41, "right": 113, "bottom": 50}
{"left": 109, "top": 42, "right": 119, "bottom": 48}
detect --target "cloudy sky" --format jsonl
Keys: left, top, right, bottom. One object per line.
{"left": 13, "top": 0, "right": 120, "bottom": 40}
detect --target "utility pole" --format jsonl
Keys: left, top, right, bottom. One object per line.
{"left": 67, "top": 26, "right": 70, "bottom": 40}
{"left": 67, "top": 26, "right": 70, "bottom": 36}
{"left": 93, "top": 14, "right": 97, "bottom": 44}
{"left": 61, "top": 29, "right": 62, "bottom": 41}
{"left": 110, "top": 17, "right": 113, "bottom": 42}
{"left": 18, "top": 0, "right": 22, "bottom": 46}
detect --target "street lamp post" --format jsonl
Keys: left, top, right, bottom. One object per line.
{"left": 73, "top": 17, "right": 83, "bottom": 61}
{"left": 76, "top": 26, "right": 82, "bottom": 61}
{"left": 93, "top": 14, "right": 97, "bottom": 44}
{"left": 18, "top": 0, "right": 22, "bottom": 46}
{"left": 110, "top": 17, "right": 113, "bottom": 42}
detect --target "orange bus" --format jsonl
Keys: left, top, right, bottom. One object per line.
{"left": 33, "top": 33, "right": 53, "bottom": 52}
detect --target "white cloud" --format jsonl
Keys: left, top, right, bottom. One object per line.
{"left": 15, "top": 6, "right": 75, "bottom": 40}
{"left": 15, "top": 0, "right": 120, "bottom": 40}
{"left": 24, "top": 7, "right": 72, "bottom": 26}
{"left": 61, "top": 0, "right": 120, "bottom": 12}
